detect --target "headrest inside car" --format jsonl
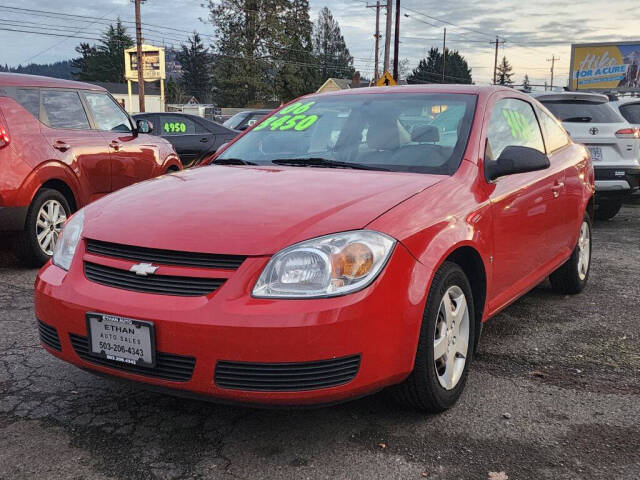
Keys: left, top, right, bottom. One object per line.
{"left": 411, "top": 125, "right": 440, "bottom": 143}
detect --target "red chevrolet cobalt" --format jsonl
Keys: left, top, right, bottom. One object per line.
{"left": 35, "top": 86, "right": 594, "bottom": 412}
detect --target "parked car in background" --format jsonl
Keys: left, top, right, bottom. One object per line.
{"left": 133, "top": 112, "right": 238, "bottom": 168}
{"left": 222, "top": 109, "right": 271, "bottom": 131}
{"left": 532, "top": 91, "right": 640, "bottom": 220}
{"left": 36, "top": 85, "right": 594, "bottom": 413}
{"left": 0, "top": 73, "right": 181, "bottom": 265}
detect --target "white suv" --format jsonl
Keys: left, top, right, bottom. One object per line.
{"left": 532, "top": 92, "right": 640, "bottom": 220}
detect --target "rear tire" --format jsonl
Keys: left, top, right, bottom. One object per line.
{"left": 391, "top": 262, "right": 475, "bottom": 413}
{"left": 549, "top": 214, "right": 591, "bottom": 294}
{"left": 15, "top": 189, "right": 70, "bottom": 267}
{"left": 595, "top": 199, "right": 622, "bottom": 220}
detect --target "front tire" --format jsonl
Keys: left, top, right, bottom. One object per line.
{"left": 595, "top": 199, "right": 622, "bottom": 220}
{"left": 549, "top": 214, "right": 591, "bottom": 294}
{"left": 391, "top": 261, "right": 475, "bottom": 413}
{"left": 15, "top": 189, "right": 70, "bottom": 267}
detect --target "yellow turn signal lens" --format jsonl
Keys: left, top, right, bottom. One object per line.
{"left": 331, "top": 242, "right": 374, "bottom": 279}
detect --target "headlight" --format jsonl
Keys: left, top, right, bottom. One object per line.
{"left": 253, "top": 230, "right": 396, "bottom": 298}
{"left": 52, "top": 208, "right": 84, "bottom": 271}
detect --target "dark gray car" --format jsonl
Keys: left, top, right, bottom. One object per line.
{"left": 134, "top": 112, "right": 238, "bottom": 167}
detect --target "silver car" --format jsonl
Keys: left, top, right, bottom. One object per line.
{"left": 533, "top": 92, "right": 640, "bottom": 220}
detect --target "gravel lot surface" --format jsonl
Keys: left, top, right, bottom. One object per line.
{"left": 1, "top": 206, "right": 639, "bottom": 480}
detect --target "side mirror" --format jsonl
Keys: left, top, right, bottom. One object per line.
{"left": 136, "top": 119, "right": 153, "bottom": 134}
{"left": 486, "top": 145, "right": 550, "bottom": 181}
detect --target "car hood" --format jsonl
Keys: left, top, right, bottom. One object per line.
{"left": 83, "top": 166, "right": 444, "bottom": 255}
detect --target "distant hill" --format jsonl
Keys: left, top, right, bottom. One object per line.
{"left": 0, "top": 60, "right": 76, "bottom": 80}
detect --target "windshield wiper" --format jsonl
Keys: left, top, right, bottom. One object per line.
{"left": 271, "top": 158, "right": 388, "bottom": 171}
{"left": 213, "top": 158, "right": 257, "bottom": 166}
{"left": 562, "top": 116, "right": 592, "bottom": 123}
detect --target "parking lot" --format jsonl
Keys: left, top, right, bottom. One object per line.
{"left": 0, "top": 205, "right": 638, "bottom": 480}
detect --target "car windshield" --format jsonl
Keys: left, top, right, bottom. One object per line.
{"left": 215, "top": 93, "right": 477, "bottom": 175}
{"left": 541, "top": 100, "right": 624, "bottom": 123}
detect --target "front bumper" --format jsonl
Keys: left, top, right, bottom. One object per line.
{"left": 34, "top": 242, "right": 429, "bottom": 406}
{"left": 0, "top": 205, "right": 27, "bottom": 232}
{"left": 594, "top": 165, "right": 640, "bottom": 200}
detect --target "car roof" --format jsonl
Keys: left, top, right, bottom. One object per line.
{"left": 0, "top": 72, "right": 106, "bottom": 91}
{"left": 530, "top": 91, "right": 609, "bottom": 104}
{"left": 307, "top": 84, "right": 511, "bottom": 100}
{"left": 610, "top": 97, "right": 640, "bottom": 106}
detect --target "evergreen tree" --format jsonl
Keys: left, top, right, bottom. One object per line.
{"left": 496, "top": 56, "right": 514, "bottom": 85}
{"left": 165, "top": 78, "right": 186, "bottom": 104}
{"left": 72, "top": 19, "right": 134, "bottom": 82}
{"left": 407, "top": 48, "right": 472, "bottom": 84}
{"left": 273, "top": 0, "right": 316, "bottom": 101}
{"left": 522, "top": 73, "right": 531, "bottom": 92}
{"left": 207, "top": 0, "right": 285, "bottom": 106}
{"left": 176, "top": 33, "right": 213, "bottom": 103}
{"left": 312, "top": 7, "right": 354, "bottom": 82}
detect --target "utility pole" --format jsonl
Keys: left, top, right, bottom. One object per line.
{"left": 442, "top": 28, "right": 446, "bottom": 83}
{"left": 547, "top": 55, "right": 559, "bottom": 91}
{"left": 134, "top": 0, "right": 145, "bottom": 112}
{"left": 393, "top": 0, "right": 400, "bottom": 82}
{"left": 383, "top": 0, "right": 392, "bottom": 73}
{"left": 492, "top": 36, "right": 499, "bottom": 85}
{"left": 392, "top": 0, "right": 400, "bottom": 81}
{"left": 367, "top": 2, "right": 381, "bottom": 82}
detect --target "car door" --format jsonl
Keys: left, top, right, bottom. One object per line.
{"left": 158, "top": 114, "right": 213, "bottom": 167}
{"left": 485, "top": 96, "right": 569, "bottom": 311}
{"left": 39, "top": 88, "right": 111, "bottom": 203}
{"left": 82, "top": 91, "right": 160, "bottom": 191}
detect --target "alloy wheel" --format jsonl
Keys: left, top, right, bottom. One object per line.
{"left": 434, "top": 285, "right": 470, "bottom": 390}
{"left": 36, "top": 199, "right": 66, "bottom": 256}
{"left": 577, "top": 220, "right": 590, "bottom": 281}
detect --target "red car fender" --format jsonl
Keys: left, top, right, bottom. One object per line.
{"left": 14, "top": 160, "right": 82, "bottom": 208}
{"left": 368, "top": 161, "right": 493, "bottom": 323}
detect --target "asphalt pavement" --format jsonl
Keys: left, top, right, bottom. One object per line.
{"left": 1, "top": 206, "right": 639, "bottom": 480}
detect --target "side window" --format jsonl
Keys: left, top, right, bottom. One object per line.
{"left": 8, "top": 88, "right": 40, "bottom": 118}
{"left": 41, "top": 90, "right": 90, "bottom": 130}
{"left": 83, "top": 92, "right": 132, "bottom": 132}
{"left": 245, "top": 113, "right": 266, "bottom": 128}
{"left": 160, "top": 115, "right": 203, "bottom": 135}
{"left": 138, "top": 115, "right": 161, "bottom": 135}
{"left": 486, "top": 98, "right": 545, "bottom": 161}
{"left": 538, "top": 108, "right": 569, "bottom": 153}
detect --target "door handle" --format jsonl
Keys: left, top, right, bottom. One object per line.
{"left": 53, "top": 141, "right": 70, "bottom": 152}
{"left": 109, "top": 141, "right": 121, "bottom": 151}
{"left": 551, "top": 181, "right": 564, "bottom": 198}
{"left": 199, "top": 137, "right": 209, "bottom": 143}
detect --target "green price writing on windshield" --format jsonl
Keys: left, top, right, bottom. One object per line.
{"left": 163, "top": 122, "right": 187, "bottom": 134}
{"left": 253, "top": 101, "right": 319, "bottom": 132}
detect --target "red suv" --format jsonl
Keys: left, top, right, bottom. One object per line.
{"left": 0, "top": 73, "right": 181, "bottom": 265}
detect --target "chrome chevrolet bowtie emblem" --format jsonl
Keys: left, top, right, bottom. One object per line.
{"left": 129, "top": 262, "right": 159, "bottom": 276}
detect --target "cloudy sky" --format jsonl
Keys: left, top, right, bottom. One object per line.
{"left": 1, "top": 0, "right": 638, "bottom": 86}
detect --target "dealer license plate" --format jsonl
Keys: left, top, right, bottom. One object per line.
{"left": 588, "top": 146, "right": 602, "bottom": 161}
{"left": 87, "top": 313, "right": 156, "bottom": 367}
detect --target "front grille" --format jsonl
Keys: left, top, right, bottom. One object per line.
{"left": 84, "top": 261, "right": 225, "bottom": 296}
{"left": 69, "top": 333, "right": 195, "bottom": 382}
{"left": 215, "top": 355, "right": 361, "bottom": 392}
{"left": 86, "top": 238, "right": 246, "bottom": 270}
{"left": 37, "top": 319, "right": 61, "bottom": 351}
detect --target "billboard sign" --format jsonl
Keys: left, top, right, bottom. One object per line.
{"left": 125, "top": 44, "right": 166, "bottom": 81}
{"left": 570, "top": 42, "right": 640, "bottom": 92}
